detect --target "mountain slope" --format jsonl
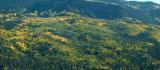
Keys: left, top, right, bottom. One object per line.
{"left": 0, "top": 0, "right": 160, "bottom": 69}
{"left": 0, "top": 0, "right": 160, "bottom": 24}
{"left": 0, "top": 12, "right": 160, "bottom": 70}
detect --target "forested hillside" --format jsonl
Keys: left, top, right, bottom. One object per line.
{"left": 0, "top": 11, "right": 160, "bottom": 70}
{"left": 0, "top": 0, "right": 160, "bottom": 70}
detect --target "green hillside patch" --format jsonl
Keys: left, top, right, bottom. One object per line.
{"left": 126, "top": 24, "right": 147, "bottom": 36}
{"left": 149, "top": 29, "right": 160, "bottom": 42}
{"left": 0, "top": 13, "right": 160, "bottom": 70}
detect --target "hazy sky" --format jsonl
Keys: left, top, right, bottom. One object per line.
{"left": 127, "top": 0, "right": 160, "bottom": 4}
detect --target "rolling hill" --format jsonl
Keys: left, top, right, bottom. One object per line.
{"left": 0, "top": 0, "right": 160, "bottom": 70}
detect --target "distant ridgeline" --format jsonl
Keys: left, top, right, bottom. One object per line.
{"left": 0, "top": 0, "right": 160, "bottom": 70}
{"left": 0, "top": 0, "right": 160, "bottom": 24}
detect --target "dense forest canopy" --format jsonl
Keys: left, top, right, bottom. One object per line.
{"left": 0, "top": 0, "right": 160, "bottom": 70}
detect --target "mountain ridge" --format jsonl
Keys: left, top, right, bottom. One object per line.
{"left": 0, "top": 0, "right": 160, "bottom": 69}
{"left": 0, "top": 0, "right": 160, "bottom": 24}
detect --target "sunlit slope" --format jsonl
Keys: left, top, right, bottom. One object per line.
{"left": 0, "top": 13, "right": 160, "bottom": 69}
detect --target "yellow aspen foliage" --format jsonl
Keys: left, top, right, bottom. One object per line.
{"left": 155, "top": 35, "right": 160, "bottom": 42}
{"left": 127, "top": 24, "right": 146, "bottom": 36}
{"left": 15, "top": 31, "right": 26, "bottom": 35}
{"left": 52, "top": 35, "right": 68, "bottom": 43}
{"left": 7, "top": 46, "right": 16, "bottom": 50}
{"left": 44, "top": 32, "right": 52, "bottom": 35}
{"left": 16, "top": 42, "right": 28, "bottom": 51}
{"left": 95, "top": 21, "right": 106, "bottom": 27}
{"left": 44, "top": 32, "right": 68, "bottom": 43}
{"left": 149, "top": 30, "right": 160, "bottom": 42}
{"left": 115, "top": 47, "right": 123, "bottom": 51}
